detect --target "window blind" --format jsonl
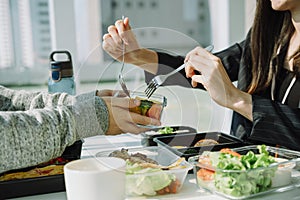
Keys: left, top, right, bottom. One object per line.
{"left": 0, "top": 0, "right": 14, "bottom": 69}
{"left": 0, "top": 0, "right": 51, "bottom": 84}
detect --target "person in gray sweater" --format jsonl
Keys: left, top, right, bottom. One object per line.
{"left": 0, "top": 85, "right": 160, "bottom": 173}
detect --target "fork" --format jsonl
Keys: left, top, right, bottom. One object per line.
{"left": 144, "top": 45, "right": 214, "bottom": 98}
{"left": 118, "top": 15, "right": 131, "bottom": 98}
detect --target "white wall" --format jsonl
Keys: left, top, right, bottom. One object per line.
{"left": 207, "top": 0, "right": 255, "bottom": 133}
{"left": 209, "top": 0, "right": 254, "bottom": 51}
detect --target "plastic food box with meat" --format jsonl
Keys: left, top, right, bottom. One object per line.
{"left": 188, "top": 145, "right": 300, "bottom": 200}
{"left": 96, "top": 146, "right": 192, "bottom": 197}
{"left": 154, "top": 132, "right": 244, "bottom": 160}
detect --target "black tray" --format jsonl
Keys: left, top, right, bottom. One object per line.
{"left": 153, "top": 132, "right": 244, "bottom": 160}
{"left": 141, "top": 126, "right": 197, "bottom": 146}
{"left": 0, "top": 140, "right": 83, "bottom": 200}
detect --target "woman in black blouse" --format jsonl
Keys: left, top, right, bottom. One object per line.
{"left": 102, "top": 0, "right": 300, "bottom": 150}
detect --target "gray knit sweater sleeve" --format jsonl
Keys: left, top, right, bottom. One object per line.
{"left": 0, "top": 85, "right": 108, "bottom": 173}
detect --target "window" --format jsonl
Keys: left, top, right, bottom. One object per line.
{"left": 0, "top": 0, "right": 14, "bottom": 69}
{"left": 0, "top": 0, "right": 213, "bottom": 85}
{"left": 0, "top": 0, "right": 253, "bottom": 90}
{"left": 0, "top": 0, "right": 51, "bottom": 85}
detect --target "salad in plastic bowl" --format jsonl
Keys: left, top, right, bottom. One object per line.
{"left": 96, "top": 146, "right": 192, "bottom": 197}
{"left": 188, "top": 145, "right": 300, "bottom": 199}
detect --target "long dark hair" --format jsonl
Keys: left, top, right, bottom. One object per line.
{"left": 248, "top": 0, "right": 294, "bottom": 94}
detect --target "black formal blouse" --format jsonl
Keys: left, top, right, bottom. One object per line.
{"left": 145, "top": 33, "right": 300, "bottom": 151}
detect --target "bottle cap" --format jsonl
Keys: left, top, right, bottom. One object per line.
{"left": 50, "top": 51, "right": 74, "bottom": 82}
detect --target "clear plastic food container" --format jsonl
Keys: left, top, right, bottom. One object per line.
{"left": 154, "top": 132, "right": 244, "bottom": 160}
{"left": 130, "top": 91, "right": 167, "bottom": 120}
{"left": 188, "top": 145, "right": 300, "bottom": 199}
{"left": 96, "top": 146, "right": 192, "bottom": 197}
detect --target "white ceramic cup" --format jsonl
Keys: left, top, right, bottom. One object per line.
{"left": 64, "top": 157, "right": 126, "bottom": 200}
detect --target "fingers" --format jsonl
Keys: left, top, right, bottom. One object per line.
{"left": 185, "top": 46, "right": 211, "bottom": 88}
{"left": 191, "top": 75, "right": 204, "bottom": 85}
{"left": 102, "top": 17, "right": 140, "bottom": 60}
{"left": 184, "top": 47, "right": 203, "bottom": 78}
{"left": 96, "top": 89, "right": 113, "bottom": 97}
{"left": 115, "top": 20, "right": 126, "bottom": 41}
{"left": 186, "top": 46, "right": 213, "bottom": 64}
{"left": 191, "top": 75, "right": 204, "bottom": 88}
{"left": 102, "top": 34, "right": 115, "bottom": 49}
{"left": 97, "top": 90, "right": 126, "bottom": 97}
{"left": 107, "top": 113, "right": 150, "bottom": 135}
{"left": 114, "top": 17, "right": 132, "bottom": 45}
{"left": 130, "top": 112, "right": 161, "bottom": 127}
{"left": 123, "top": 17, "right": 131, "bottom": 30}
{"left": 102, "top": 32, "right": 123, "bottom": 57}
{"left": 102, "top": 34, "right": 113, "bottom": 52}
{"left": 122, "top": 17, "right": 131, "bottom": 45}
{"left": 108, "top": 105, "right": 161, "bottom": 135}
{"left": 104, "top": 17, "right": 132, "bottom": 45}
{"left": 185, "top": 65, "right": 196, "bottom": 78}
{"left": 107, "top": 25, "right": 123, "bottom": 48}
{"left": 117, "top": 122, "right": 150, "bottom": 135}
{"left": 118, "top": 111, "right": 161, "bottom": 134}
{"left": 184, "top": 63, "right": 199, "bottom": 87}
{"left": 191, "top": 79, "right": 198, "bottom": 88}
{"left": 120, "top": 124, "right": 149, "bottom": 135}
{"left": 103, "top": 96, "right": 140, "bottom": 108}
{"left": 112, "top": 99, "right": 161, "bottom": 127}
{"left": 184, "top": 46, "right": 214, "bottom": 79}
{"left": 112, "top": 90, "right": 127, "bottom": 97}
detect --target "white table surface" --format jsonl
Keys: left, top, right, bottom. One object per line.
{"left": 11, "top": 134, "right": 300, "bottom": 200}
